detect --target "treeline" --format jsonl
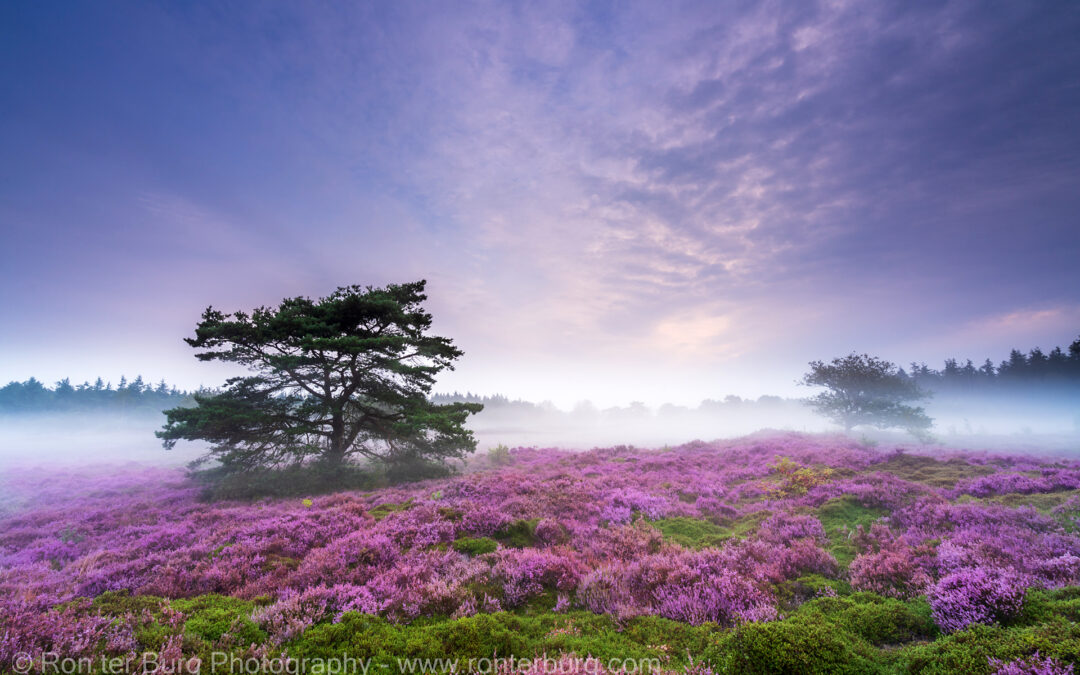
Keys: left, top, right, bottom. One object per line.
{"left": 431, "top": 392, "right": 796, "bottom": 415}
{"left": 904, "top": 334, "right": 1080, "bottom": 392}
{"left": 0, "top": 376, "right": 196, "bottom": 415}
{"left": 431, "top": 392, "right": 542, "bottom": 409}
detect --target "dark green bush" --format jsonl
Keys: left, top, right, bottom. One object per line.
{"left": 193, "top": 463, "right": 380, "bottom": 500}
{"left": 172, "top": 594, "right": 266, "bottom": 646}
{"left": 77, "top": 587, "right": 1080, "bottom": 673}
{"left": 709, "top": 616, "right": 881, "bottom": 674}
{"left": 368, "top": 499, "right": 415, "bottom": 520}
{"left": 90, "top": 589, "right": 166, "bottom": 615}
{"left": 815, "top": 496, "right": 888, "bottom": 567}
{"left": 892, "top": 617, "right": 1080, "bottom": 674}
{"left": 495, "top": 518, "right": 540, "bottom": 548}
{"left": 289, "top": 611, "right": 709, "bottom": 667}
{"left": 803, "top": 593, "right": 936, "bottom": 645}
{"left": 452, "top": 536, "right": 499, "bottom": 556}
{"left": 650, "top": 517, "right": 732, "bottom": 549}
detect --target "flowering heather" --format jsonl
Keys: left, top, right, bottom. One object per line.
{"left": 848, "top": 524, "right": 932, "bottom": 599}
{"left": 990, "top": 652, "right": 1075, "bottom": 675}
{"left": 927, "top": 566, "right": 1028, "bottom": 633}
{"left": 3, "top": 433, "right": 1080, "bottom": 671}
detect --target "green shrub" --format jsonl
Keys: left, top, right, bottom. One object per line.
{"left": 90, "top": 589, "right": 166, "bottom": 615}
{"left": 488, "top": 443, "right": 512, "bottom": 466}
{"left": 172, "top": 594, "right": 266, "bottom": 646}
{"left": 289, "top": 611, "right": 711, "bottom": 668}
{"left": 651, "top": 517, "right": 732, "bottom": 549}
{"left": 368, "top": 499, "right": 414, "bottom": 520}
{"left": 1024, "top": 586, "right": 1080, "bottom": 623}
{"left": 710, "top": 616, "right": 882, "bottom": 674}
{"left": 452, "top": 537, "right": 499, "bottom": 556}
{"left": 815, "top": 496, "right": 887, "bottom": 567}
{"left": 193, "top": 463, "right": 380, "bottom": 500}
{"left": 384, "top": 456, "right": 456, "bottom": 484}
{"left": 894, "top": 623, "right": 1023, "bottom": 674}
{"left": 766, "top": 456, "right": 836, "bottom": 497}
{"left": 802, "top": 593, "right": 936, "bottom": 645}
{"left": 495, "top": 518, "right": 540, "bottom": 548}
{"left": 773, "top": 574, "right": 849, "bottom": 608}
{"left": 892, "top": 617, "right": 1080, "bottom": 674}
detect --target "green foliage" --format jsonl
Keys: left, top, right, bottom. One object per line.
{"left": 1019, "top": 587, "right": 1080, "bottom": 625}
{"left": 73, "top": 589, "right": 1080, "bottom": 674}
{"left": 767, "top": 456, "right": 835, "bottom": 496}
{"left": 172, "top": 594, "right": 265, "bottom": 646}
{"left": 772, "top": 574, "right": 849, "bottom": 609}
{"left": 193, "top": 463, "right": 380, "bottom": 500}
{"left": 804, "top": 593, "right": 937, "bottom": 645}
{"left": 986, "top": 489, "right": 1080, "bottom": 515}
{"left": 158, "top": 281, "right": 483, "bottom": 481}
{"left": 451, "top": 536, "right": 499, "bottom": 556}
{"left": 894, "top": 623, "right": 1024, "bottom": 674}
{"left": 802, "top": 353, "right": 934, "bottom": 440}
{"left": 815, "top": 496, "right": 887, "bottom": 567}
{"left": 487, "top": 443, "right": 512, "bottom": 465}
{"left": 288, "top": 611, "right": 704, "bottom": 667}
{"left": 707, "top": 593, "right": 932, "bottom": 673}
{"left": 90, "top": 590, "right": 166, "bottom": 616}
{"left": 494, "top": 518, "right": 540, "bottom": 548}
{"left": 711, "top": 615, "right": 881, "bottom": 674}
{"left": 368, "top": 499, "right": 414, "bottom": 521}
{"left": 86, "top": 592, "right": 268, "bottom": 656}
{"left": 889, "top": 606, "right": 1080, "bottom": 674}
{"left": 650, "top": 513, "right": 775, "bottom": 549}
{"left": 651, "top": 517, "right": 733, "bottom": 549}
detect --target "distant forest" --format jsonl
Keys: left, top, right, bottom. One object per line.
{"left": 2, "top": 335, "right": 1078, "bottom": 416}
{"left": 905, "top": 335, "right": 1080, "bottom": 393}
{"left": 0, "top": 376, "right": 195, "bottom": 415}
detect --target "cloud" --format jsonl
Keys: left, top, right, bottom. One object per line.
{"left": 2, "top": 0, "right": 1079, "bottom": 400}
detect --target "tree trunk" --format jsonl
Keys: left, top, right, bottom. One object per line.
{"left": 326, "top": 411, "right": 347, "bottom": 467}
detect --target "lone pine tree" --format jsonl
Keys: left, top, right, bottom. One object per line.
{"left": 158, "top": 281, "right": 482, "bottom": 474}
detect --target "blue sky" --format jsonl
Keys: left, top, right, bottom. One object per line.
{"left": 2, "top": 1, "right": 1079, "bottom": 406}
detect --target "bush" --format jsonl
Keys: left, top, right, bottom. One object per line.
{"left": 767, "top": 456, "right": 835, "bottom": 497}
{"left": 452, "top": 537, "right": 499, "bottom": 556}
{"left": 172, "top": 594, "right": 265, "bottom": 646}
{"left": 192, "top": 463, "right": 379, "bottom": 500}
{"left": 813, "top": 594, "right": 937, "bottom": 645}
{"left": 711, "top": 615, "right": 881, "bottom": 674}
{"left": 488, "top": 444, "right": 512, "bottom": 466}
{"left": 383, "top": 456, "right": 457, "bottom": 484}
{"left": 495, "top": 518, "right": 540, "bottom": 548}
{"left": 651, "top": 517, "right": 732, "bottom": 549}
{"left": 287, "top": 610, "right": 708, "bottom": 666}
{"left": 815, "top": 496, "right": 888, "bottom": 567}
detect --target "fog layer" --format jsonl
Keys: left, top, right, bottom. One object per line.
{"left": 2, "top": 391, "right": 1077, "bottom": 471}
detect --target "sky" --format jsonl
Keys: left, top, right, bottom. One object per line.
{"left": 1, "top": 0, "right": 1079, "bottom": 408}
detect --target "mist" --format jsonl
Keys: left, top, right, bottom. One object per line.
{"left": 2, "top": 387, "right": 1077, "bottom": 474}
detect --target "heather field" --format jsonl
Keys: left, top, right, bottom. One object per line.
{"left": 4, "top": 434, "right": 1080, "bottom": 674}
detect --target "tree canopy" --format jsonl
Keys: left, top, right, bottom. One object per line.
{"left": 158, "top": 281, "right": 482, "bottom": 474}
{"left": 802, "top": 353, "right": 933, "bottom": 440}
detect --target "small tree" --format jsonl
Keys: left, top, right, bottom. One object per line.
{"left": 158, "top": 280, "right": 482, "bottom": 475}
{"left": 802, "top": 353, "right": 933, "bottom": 440}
